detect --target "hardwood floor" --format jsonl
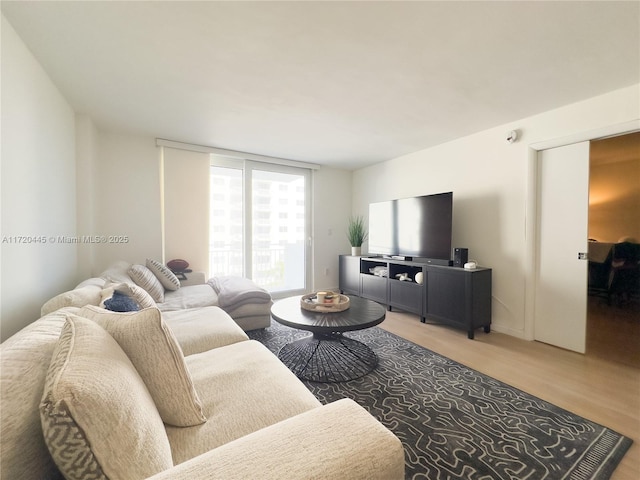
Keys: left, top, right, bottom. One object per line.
{"left": 379, "top": 310, "right": 640, "bottom": 480}
{"left": 587, "top": 295, "right": 640, "bottom": 369}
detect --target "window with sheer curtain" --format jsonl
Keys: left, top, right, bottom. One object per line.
{"left": 160, "top": 143, "right": 312, "bottom": 296}
{"left": 161, "top": 147, "right": 210, "bottom": 274}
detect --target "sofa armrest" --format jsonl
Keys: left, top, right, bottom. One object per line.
{"left": 148, "top": 398, "right": 404, "bottom": 480}
{"left": 179, "top": 271, "right": 206, "bottom": 287}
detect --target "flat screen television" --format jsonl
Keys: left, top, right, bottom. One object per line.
{"left": 368, "top": 192, "right": 453, "bottom": 262}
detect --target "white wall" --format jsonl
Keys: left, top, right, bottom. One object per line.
{"left": 312, "top": 166, "right": 353, "bottom": 291}
{"left": 589, "top": 157, "right": 640, "bottom": 243}
{"left": 1, "top": 15, "right": 77, "bottom": 340}
{"left": 352, "top": 84, "right": 639, "bottom": 339}
{"left": 91, "top": 133, "right": 163, "bottom": 273}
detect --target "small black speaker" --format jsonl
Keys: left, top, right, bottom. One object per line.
{"left": 453, "top": 248, "right": 468, "bottom": 268}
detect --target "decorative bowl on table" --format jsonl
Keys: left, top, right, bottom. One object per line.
{"left": 300, "top": 291, "right": 350, "bottom": 312}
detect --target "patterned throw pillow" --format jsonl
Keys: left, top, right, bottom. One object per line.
{"left": 39, "top": 314, "right": 172, "bottom": 480}
{"left": 77, "top": 305, "right": 207, "bottom": 427}
{"left": 128, "top": 264, "right": 165, "bottom": 302}
{"left": 118, "top": 282, "right": 157, "bottom": 308}
{"left": 146, "top": 259, "right": 181, "bottom": 291}
{"left": 101, "top": 282, "right": 156, "bottom": 310}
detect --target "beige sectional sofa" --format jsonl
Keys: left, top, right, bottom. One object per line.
{"left": 1, "top": 261, "right": 405, "bottom": 479}
{"left": 41, "top": 260, "right": 274, "bottom": 332}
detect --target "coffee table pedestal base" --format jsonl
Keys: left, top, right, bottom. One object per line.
{"left": 278, "top": 333, "right": 378, "bottom": 383}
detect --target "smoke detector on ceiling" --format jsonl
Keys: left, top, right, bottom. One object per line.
{"left": 506, "top": 130, "right": 519, "bottom": 144}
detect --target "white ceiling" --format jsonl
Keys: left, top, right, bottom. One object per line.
{"left": 2, "top": 1, "right": 638, "bottom": 170}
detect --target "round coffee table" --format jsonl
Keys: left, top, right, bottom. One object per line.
{"left": 270, "top": 295, "right": 386, "bottom": 383}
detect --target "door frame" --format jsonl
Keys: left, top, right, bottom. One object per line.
{"left": 523, "top": 120, "right": 640, "bottom": 342}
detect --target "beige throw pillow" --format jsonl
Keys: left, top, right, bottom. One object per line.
{"left": 128, "top": 264, "right": 165, "bottom": 302}
{"left": 39, "top": 314, "right": 173, "bottom": 480}
{"left": 147, "top": 258, "right": 181, "bottom": 291}
{"left": 77, "top": 305, "right": 207, "bottom": 427}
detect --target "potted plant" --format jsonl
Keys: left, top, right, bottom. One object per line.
{"left": 347, "top": 215, "right": 368, "bottom": 256}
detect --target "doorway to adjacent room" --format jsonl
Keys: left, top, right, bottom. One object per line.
{"left": 586, "top": 132, "right": 640, "bottom": 368}
{"left": 533, "top": 129, "right": 639, "bottom": 367}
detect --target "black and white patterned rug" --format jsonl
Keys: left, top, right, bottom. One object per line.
{"left": 248, "top": 322, "right": 632, "bottom": 480}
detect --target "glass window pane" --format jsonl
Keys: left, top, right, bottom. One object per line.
{"left": 209, "top": 159, "right": 309, "bottom": 295}
{"left": 251, "top": 169, "right": 306, "bottom": 292}
{"left": 209, "top": 166, "right": 243, "bottom": 277}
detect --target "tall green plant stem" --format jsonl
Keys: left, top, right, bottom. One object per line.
{"left": 347, "top": 215, "right": 368, "bottom": 247}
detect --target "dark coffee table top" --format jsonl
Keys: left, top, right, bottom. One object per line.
{"left": 270, "top": 295, "right": 386, "bottom": 334}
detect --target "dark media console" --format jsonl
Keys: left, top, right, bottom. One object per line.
{"left": 338, "top": 255, "right": 492, "bottom": 339}
{"left": 379, "top": 255, "right": 453, "bottom": 266}
{"left": 416, "top": 257, "right": 454, "bottom": 267}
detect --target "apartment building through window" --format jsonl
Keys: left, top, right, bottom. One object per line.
{"left": 209, "top": 157, "right": 311, "bottom": 296}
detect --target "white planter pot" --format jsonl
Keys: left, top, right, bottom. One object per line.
{"left": 351, "top": 246, "right": 362, "bottom": 256}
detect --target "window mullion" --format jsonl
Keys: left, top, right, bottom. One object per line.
{"left": 244, "top": 165, "right": 253, "bottom": 280}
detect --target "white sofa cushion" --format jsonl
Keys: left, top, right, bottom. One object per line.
{"left": 162, "top": 307, "right": 249, "bottom": 356}
{"left": 1, "top": 308, "right": 80, "bottom": 480}
{"left": 157, "top": 284, "right": 218, "bottom": 311}
{"left": 77, "top": 306, "right": 207, "bottom": 427}
{"left": 166, "top": 340, "right": 321, "bottom": 464}
{"left": 40, "top": 285, "right": 102, "bottom": 316}
{"left": 147, "top": 258, "right": 181, "bottom": 291}
{"left": 151, "top": 399, "right": 405, "bottom": 480}
{"left": 129, "top": 264, "right": 165, "bottom": 302}
{"left": 39, "top": 314, "right": 172, "bottom": 480}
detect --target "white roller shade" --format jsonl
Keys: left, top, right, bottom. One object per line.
{"left": 162, "top": 147, "right": 210, "bottom": 276}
